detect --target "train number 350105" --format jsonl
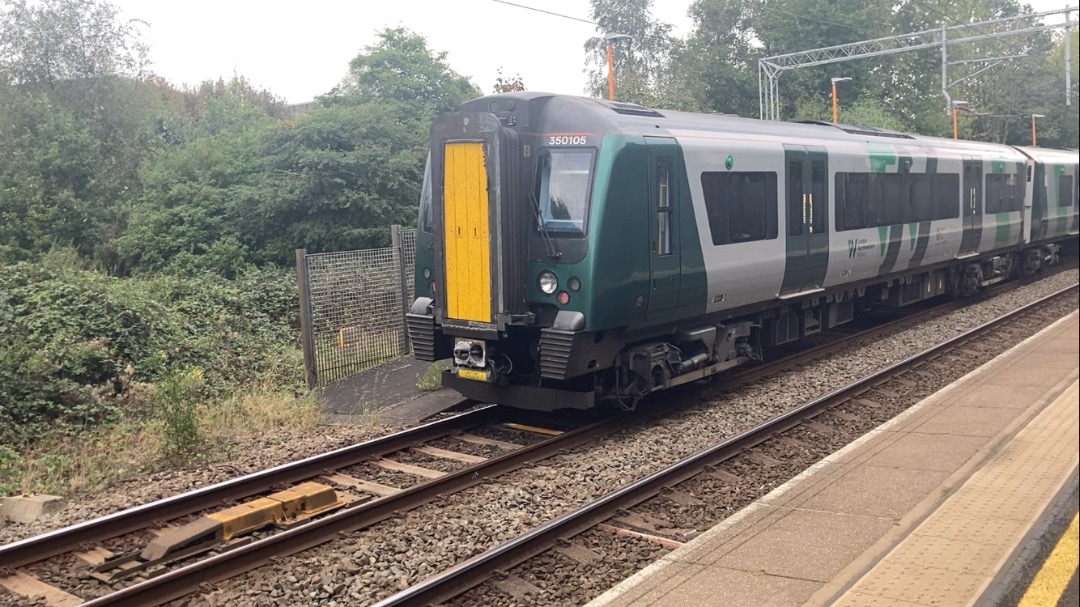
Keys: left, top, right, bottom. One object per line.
{"left": 548, "top": 135, "right": 589, "bottom": 146}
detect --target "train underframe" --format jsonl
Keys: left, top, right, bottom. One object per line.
{"left": 419, "top": 242, "right": 1064, "bottom": 412}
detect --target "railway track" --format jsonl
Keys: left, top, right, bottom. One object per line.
{"left": 371, "top": 282, "right": 1079, "bottom": 607}
{"left": 0, "top": 271, "right": 1075, "bottom": 607}
{"left": 0, "top": 409, "right": 602, "bottom": 605}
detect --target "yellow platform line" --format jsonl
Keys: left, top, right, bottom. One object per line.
{"left": 1017, "top": 512, "right": 1079, "bottom": 607}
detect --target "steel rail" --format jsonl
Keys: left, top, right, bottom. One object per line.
{"left": 76, "top": 415, "right": 624, "bottom": 607}
{"left": 370, "top": 283, "right": 1079, "bottom": 607}
{"left": 0, "top": 401, "right": 485, "bottom": 568}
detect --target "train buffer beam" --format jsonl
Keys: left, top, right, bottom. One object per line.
{"left": 91, "top": 482, "right": 358, "bottom": 583}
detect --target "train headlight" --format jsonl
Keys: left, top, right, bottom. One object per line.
{"left": 538, "top": 271, "right": 558, "bottom": 294}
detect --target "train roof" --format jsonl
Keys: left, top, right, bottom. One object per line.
{"left": 461, "top": 92, "right": 1077, "bottom": 163}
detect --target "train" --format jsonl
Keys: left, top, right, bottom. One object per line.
{"left": 405, "top": 92, "right": 1079, "bottom": 411}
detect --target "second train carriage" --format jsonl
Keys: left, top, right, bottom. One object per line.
{"left": 407, "top": 92, "right": 1079, "bottom": 411}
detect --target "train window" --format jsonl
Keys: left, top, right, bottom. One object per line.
{"left": 656, "top": 158, "right": 672, "bottom": 256}
{"left": 788, "top": 161, "right": 803, "bottom": 236}
{"left": 874, "top": 174, "right": 904, "bottom": 226}
{"left": 908, "top": 174, "right": 932, "bottom": 223}
{"left": 419, "top": 153, "right": 433, "bottom": 232}
{"left": 537, "top": 150, "right": 594, "bottom": 236}
{"left": 986, "top": 173, "right": 1023, "bottom": 213}
{"left": 835, "top": 173, "right": 868, "bottom": 231}
{"left": 1059, "top": 175, "right": 1074, "bottom": 207}
{"left": 809, "top": 160, "right": 826, "bottom": 234}
{"left": 933, "top": 174, "right": 960, "bottom": 219}
{"left": 701, "top": 171, "right": 778, "bottom": 245}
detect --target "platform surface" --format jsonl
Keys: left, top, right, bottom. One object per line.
{"left": 586, "top": 310, "right": 1079, "bottom": 607}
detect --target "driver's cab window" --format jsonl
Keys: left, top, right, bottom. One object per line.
{"left": 537, "top": 150, "right": 594, "bottom": 236}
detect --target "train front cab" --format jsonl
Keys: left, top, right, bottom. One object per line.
{"left": 406, "top": 105, "right": 609, "bottom": 411}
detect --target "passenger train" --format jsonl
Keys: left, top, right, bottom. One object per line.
{"left": 406, "top": 92, "right": 1079, "bottom": 411}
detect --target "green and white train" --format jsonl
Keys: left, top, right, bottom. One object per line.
{"left": 406, "top": 92, "right": 1079, "bottom": 411}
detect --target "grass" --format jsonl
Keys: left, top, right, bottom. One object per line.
{"left": 0, "top": 385, "right": 324, "bottom": 497}
{"left": 416, "top": 360, "right": 449, "bottom": 391}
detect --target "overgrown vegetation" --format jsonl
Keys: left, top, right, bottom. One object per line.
{"left": 0, "top": 0, "right": 477, "bottom": 496}
{"left": 0, "top": 251, "right": 310, "bottom": 493}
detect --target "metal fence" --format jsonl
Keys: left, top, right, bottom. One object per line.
{"left": 296, "top": 225, "right": 417, "bottom": 388}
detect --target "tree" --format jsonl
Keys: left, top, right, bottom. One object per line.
{"left": 584, "top": 0, "right": 675, "bottom": 106}
{"left": 493, "top": 68, "right": 525, "bottom": 93}
{"left": 669, "top": 0, "right": 759, "bottom": 115}
{"left": 325, "top": 27, "right": 478, "bottom": 118}
{"left": 0, "top": 0, "right": 169, "bottom": 264}
{"left": 0, "top": 0, "right": 148, "bottom": 86}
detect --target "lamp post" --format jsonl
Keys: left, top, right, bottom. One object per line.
{"left": 830, "top": 77, "right": 851, "bottom": 124}
{"left": 1030, "top": 113, "right": 1045, "bottom": 146}
{"left": 604, "top": 33, "right": 632, "bottom": 101}
{"left": 951, "top": 100, "right": 969, "bottom": 140}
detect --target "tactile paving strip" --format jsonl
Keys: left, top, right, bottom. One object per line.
{"left": 832, "top": 379, "right": 1080, "bottom": 607}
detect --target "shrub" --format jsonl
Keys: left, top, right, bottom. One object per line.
{"left": 0, "top": 253, "right": 301, "bottom": 446}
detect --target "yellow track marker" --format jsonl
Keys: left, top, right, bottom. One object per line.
{"left": 1017, "top": 512, "right": 1079, "bottom": 607}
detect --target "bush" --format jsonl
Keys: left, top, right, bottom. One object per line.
{"left": 0, "top": 252, "right": 301, "bottom": 446}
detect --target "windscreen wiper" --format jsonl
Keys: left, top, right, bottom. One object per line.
{"left": 529, "top": 191, "right": 561, "bottom": 261}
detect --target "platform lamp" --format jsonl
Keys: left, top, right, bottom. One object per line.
{"left": 830, "top": 77, "right": 851, "bottom": 124}
{"left": 1031, "top": 114, "right": 1045, "bottom": 146}
{"left": 604, "top": 33, "right": 632, "bottom": 101}
{"left": 951, "top": 101, "right": 970, "bottom": 140}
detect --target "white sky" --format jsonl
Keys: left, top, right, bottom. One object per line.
{"left": 113, "top": 0, "right": 1072, "bottom": 104}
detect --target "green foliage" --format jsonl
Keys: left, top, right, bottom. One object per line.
{"left": 0, "top": 254, "right": 301, "bottom": 446}
{"left": 327, "top": 27, "right": 478, "bottom": 119}
{"left": 416, "top": 361, "right": 448, "bottom": 391}
{"left": 0, "top": 0, "right": 149, "bottom": 85}
{"left": 584, "top": 0, "right": 675, "bottom": 106}
{"left": 156, "top": 368, "right": 204, "bottom": 458}
{"left": 0, "top": 94, "right": 103, "bottom": 258}
{"left": 0, "top": 444, "right": 20, "bottom": 495}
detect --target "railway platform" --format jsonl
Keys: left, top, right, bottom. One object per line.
{"left": 586, "top": 311, "right": 1079, "bottom": 607}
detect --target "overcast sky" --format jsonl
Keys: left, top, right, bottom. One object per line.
{"left": 112, "top": 0, "right": 1072, "bottom": 104}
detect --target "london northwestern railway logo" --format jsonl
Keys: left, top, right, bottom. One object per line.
{"left": 846, "top": 238, "right": 875, "bottom": 259}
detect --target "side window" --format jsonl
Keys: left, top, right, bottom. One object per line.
{"left": 834, "top": 173, "right": 867, "bottom": 231}
{"left": 701, "top": 172, "right": 778, "bottom": 245}
{"left": 1007, "top": 173, "right": 1022, "bottom": 212}
{"left": 656, "top": 158, "right": 672, "bottom": 256}
{"left": 985, "top": 173, "right": 1024, "bottom": 213}
{"left": 809, "top": 160, "right": 826, "bottom": 234}
{"left": 1059, "top": 175, "right": 1074, "bottom": 208}
{"left": 985, "top": 174, "right": 1004, "bottom": 214}
{"left": 788, "top": 161, "right": 803, "bottom": 236}
{"left": 875, "top": 174, "right": 904, "bottom": 227}
{"left": 909, "top": 174, "right": 932, "bottom": 222}
{"left": 933, "top": 174, "right": 960, "bottom": 219}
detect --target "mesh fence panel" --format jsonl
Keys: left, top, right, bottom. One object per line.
{"left": 300, "top": 227, "right": 417, "bottom": 387}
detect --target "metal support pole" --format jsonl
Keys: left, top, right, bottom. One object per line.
{"left": 941, "top": 26, "right": 952, "bottom": 113}
{"left": 953, "top": 106, "right": 959, "bottom": 139}
{"left": 607, "top": 43, "right": 615, "bottom": 101}
{"left": 832, "top": 81, "right": 839, "bottom": 123}
{"left": 391, "top": 225, "right": 411, "bottom": 355}
{"left": 1067, "top": 8, "right": 1073, "bottom": 106}
{"left": 295, "top": 249, "right": 318, "bottom": 389}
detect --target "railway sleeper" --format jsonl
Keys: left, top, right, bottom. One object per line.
{"left": 91, "top": 482, "right": 354, "bottom": 583}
